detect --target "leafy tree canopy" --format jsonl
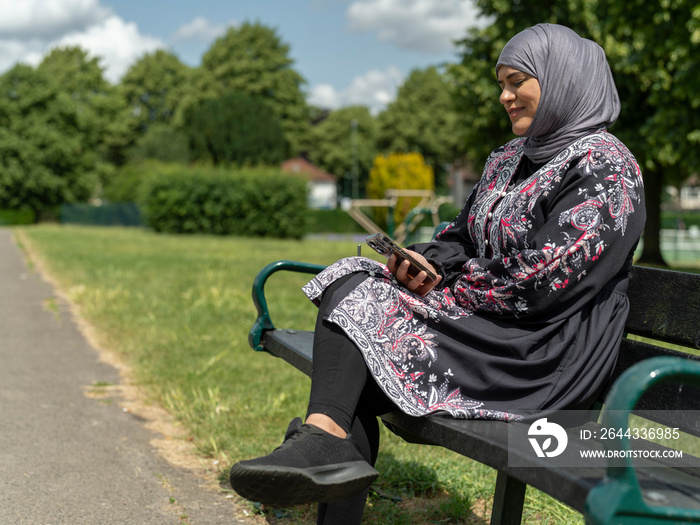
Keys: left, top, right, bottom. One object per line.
{"left": 307, "top": 105, "right": 377, "bottom": 197}
{"left": 38, "top": 46, "right": 111, "bottom": 98}
{"left": 591, "top": 0, "right": 700, "bottom": 182}
{"left": 593, "top": 0, "right": 700, "bottom": 264}
{"left": 183, "top": 92, "right": 287, "bottom": 167}
{"left": 376, "top": 66, "right": 463, "bottom": 190}
{"left": 127, "top": 123, "right": 191, "bottom": 165}
{"left": 121, "top": 49, "right": 194, "bottom": 132}
{"left": 199, "top": 22, "right": 310, "bottom": 155}
{"left": 38, "top": 45, "right": 129, "bottom": 168}
{"left": 0, "top": 64, "right": 98, "bottom": 217}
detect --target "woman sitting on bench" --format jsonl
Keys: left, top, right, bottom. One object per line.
{"left": 230, "top": 23, "right": 646, "bottom": 525}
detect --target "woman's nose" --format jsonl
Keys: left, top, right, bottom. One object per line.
{"left": 500, "top": 87, "right": 515, "bottom": 105}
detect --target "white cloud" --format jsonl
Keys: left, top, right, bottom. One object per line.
{"left": 0, "top": 0, "right": 165, "bottom": 83}
{"left": 173, "top": 16, "right": 232, "bottom": 43}
{"left": 309, "top": 66, "right": 404, "bottom": 114}
{"left": 0, "top": 39, "right": 46, "bottom": 72}
{"left": 309, "top": 84, "right": 340, "bottom": 109}
{"left": 347, "top": 0, "right": 487, "bottom": 53}
{"left": 0, "top": 0, "right": 111, "bottom": 40}
{"left": 55, "top": 15, "right": 164, "bottom": 82}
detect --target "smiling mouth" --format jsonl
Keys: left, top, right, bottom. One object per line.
{"left": 508, "top": 107, "right": 523, "bottom": 119}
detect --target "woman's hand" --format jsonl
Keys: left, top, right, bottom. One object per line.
{"left": 387, "top": 250, "right": 442, "bottom": 297}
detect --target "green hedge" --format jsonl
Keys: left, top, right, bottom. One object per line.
{"left": 142, "top": 167, "right": 308, "bottom": 239}
{"left": 102, "top": 160, "right": 182, "bottom": 203}
{"left": 0, "top": 208, "right": 35, "bottom": 225}
{"left": 661, "top": 211, "right": 700, "bottom": 230}
{"left": 306, "top": 208, "right": 366, "bottom": 234}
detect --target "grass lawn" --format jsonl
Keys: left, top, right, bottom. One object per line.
{"left": 17, "top": 224, "right": 583, "bottom": 524}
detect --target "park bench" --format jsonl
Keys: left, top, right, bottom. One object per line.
{"left": 247, "top": 239, "right": 700, "bottom": 524}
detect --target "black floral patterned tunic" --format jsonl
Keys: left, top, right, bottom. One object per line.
{"left": 302, "top": 131, "right": 646, "bottom": 421}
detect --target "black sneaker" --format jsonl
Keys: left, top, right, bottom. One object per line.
{"left": 229, "top": 417, "right": 378, "bottom": 506}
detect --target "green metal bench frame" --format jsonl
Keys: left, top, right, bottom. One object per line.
{"left": 586, "top": 357, "right": 700, "bottom": 524}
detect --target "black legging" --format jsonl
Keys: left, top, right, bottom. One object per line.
{"left": 306, "top": 273, "right": 397, "bottom": 525}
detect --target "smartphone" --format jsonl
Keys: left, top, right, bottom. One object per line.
{"left": 365, "top": 233, "right": 438, "bottom": 283}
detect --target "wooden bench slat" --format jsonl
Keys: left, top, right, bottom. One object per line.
{"left": 626, "top": 266, "right": 700, "bottom": 350}
{"left": 263, "top": 328, "right": 700, "bottom": 437}
{"left": 634, "top": 467, "right": 700, "bottom": 511}
{"left": 260, "top": 326, "right": 700, "bottom": 516}
{"left": 382, "top": 412, "right": 700, "bottom": 513}
{"left": 607, "top": 339, "right": 700, "bottom": 436}
{"left": 380, "top": 412, "right": 600, "bottom": 511}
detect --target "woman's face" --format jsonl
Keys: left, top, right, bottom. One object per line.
{"left": 497, "top": 66, "right": 541, "bottom": 136}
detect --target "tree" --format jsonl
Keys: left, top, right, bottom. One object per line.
{"left": 182, "top": 93, "right": 286, "bottom": 166}
{"left": 588, "top": 0, "right": 700, "bottom": 265}
{"left": 0, "top": 64, "right": 97, "bottom": 218}
{"left": 38, "top": 46, "right": 110, "bottom": 100}
{"left": 199, "top": 22, "right": 310, "bottom": 155}
{"left": 376, "top": 66, "right": 463, "bottom": 190}
{"left": 127, "top": 123, "right": 191, "bottom": 164}
{"left": 121, "top": 49, "right": 194, "bottom": 132}
{"left": 307, "top": 105, "right": 377, "bottom": 198}
{"left": 37, "top": 45, "right": 129, "bottom": 170}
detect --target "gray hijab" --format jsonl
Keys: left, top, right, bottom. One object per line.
{"left": 496, "top": 23, "right": 620, "bottom": 163}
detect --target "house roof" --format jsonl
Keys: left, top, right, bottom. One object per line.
{"left": 281, "top": 158, "right": 337, "bottom": 183}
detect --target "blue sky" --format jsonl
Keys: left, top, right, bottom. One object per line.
{"left": 0, "top": 0, "right": 488, "bottom": 113}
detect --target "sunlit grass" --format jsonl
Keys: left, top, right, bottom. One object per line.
{"left": 18, "top": 224, "right": 584, "bottom": 524}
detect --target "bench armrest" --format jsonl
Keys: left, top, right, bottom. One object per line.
{"left": 585, "top": 356, "right": 700, "bottom": 524}
{"left": 248, "top": 260, "right": 326, "bottom": 351}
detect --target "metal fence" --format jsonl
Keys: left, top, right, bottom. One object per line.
{"left": 660, "top": 228, "right": 700, "bottom": 265}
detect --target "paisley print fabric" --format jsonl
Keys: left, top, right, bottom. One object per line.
{"left": 447, "top": 132, "right": 643, "bottom": 318}
{"left": 303, "top": 257, "right": 518, "bottom": 420}
{"left": 303, "top": 131, "right": 645, "bottom": 421}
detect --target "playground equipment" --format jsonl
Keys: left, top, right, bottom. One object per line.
{"left": 346, "top": 189, "right": 453, "bottom": 244}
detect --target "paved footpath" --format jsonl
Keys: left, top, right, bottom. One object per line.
{"left": 0, "top": 229, "right": 248, "bottom": 525}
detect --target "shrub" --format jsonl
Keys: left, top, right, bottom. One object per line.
{"left": 306, "top": 208, "right": 366, "bottom": 234}
{"left": 366, "top": 152, "right": 434, "bottom": 229}
{"left": 142, "top": 167, "right": 308, "bottom": 239}
{"left": 102, "top": 160, "right": 183, "bottom": 203}
{"left": 0, "top": 208, "right": 35, "bottom": 225}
